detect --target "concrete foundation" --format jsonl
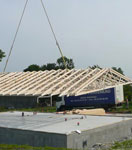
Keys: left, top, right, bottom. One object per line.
{"left": 67, "top": 119, "right": 132, "bottom": 149}
{"left": 0, "top": 127, "right": 67, "bottom": 148}
{"left": 0, "top": 112, "right": 132, "bottom": 149}
{"left": 0, "top": 96, "right": 38, "bottom": 108}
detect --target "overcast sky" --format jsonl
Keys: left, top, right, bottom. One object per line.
{"left": 0, "top": 0, "right": 132, "bottom": 78}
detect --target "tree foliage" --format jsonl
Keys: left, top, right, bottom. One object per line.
{"left": 57, "top": 56, "right": 74, "bottom": 69}
{"left": 24, "top": 56, "right": 74, "bottom": 72}
{"left": 124, "top": 85, "right": 132, "bottom": 100}
{"left": 89, "top": 65, "right": 102, "bottom": 69}
{"left": 0, "top": 49, "right": 6, "bottom": 62}
{"left": 41, "top": 63, "right": 58, "bottom": 71}
{"left": 112, "top": 67, "right": 124, "bottom": 75}
{"left": 24, "top": 64, "right": 40, "bottom": 72}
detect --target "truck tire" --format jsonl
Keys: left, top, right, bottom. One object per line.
{"left": 57, "top": 105, "right": 65, "bottom": 111}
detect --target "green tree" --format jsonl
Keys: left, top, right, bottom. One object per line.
{"left": 40, "top": 65, "right": 47, "bottom": 71}
{"left": 24, "top": 64, "right": 40, "bottom": 72}
{"left": 124, "top": 85, "right": 132, "bottom": 101}
{"left": 57, "top": 56, "right": 74, "bottom": 69}
{"left": 0, "top": 49, "right": 6, "bottom": 62}
{"left": 112, "top": 67, "right": 124, "bottom": 75}
{"left": 23, "top": 56, "right": 74, "bottom": 71}
{"left": 41, "top": 63, "right": 58, "bottom": 71}
{"left": 89, "top": 65, "right": 102, "bottom": 69}
{"left": 112, "top": 67, "right": 132, "bottom": 100}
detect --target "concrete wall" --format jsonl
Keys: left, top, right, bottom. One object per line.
{"left": 0, "top": 96, "right": 38, "bottom": 108}
{"left": 67, "top": 119, "right": 132, "bottom": 149}
{"left": 0, "top": 127, "right": 67, "bottom": 148}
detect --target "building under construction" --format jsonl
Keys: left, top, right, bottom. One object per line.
{"left": 0, "top": 68, "right": 131, "bottom": 108}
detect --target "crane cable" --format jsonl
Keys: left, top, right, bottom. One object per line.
{"left": 40, "top": 0, "right": 67, "bottom": 69}
{"left": 3, "top": 0, "right": 67, "bottom": 72}
{"left": 3, "top": 0, "right": 29, "bottom": 72}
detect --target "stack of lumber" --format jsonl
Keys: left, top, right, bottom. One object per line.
{"left": 58, "top": 108, "right": 105, "bottom": 115}
{"left": 71, "top": 108, "right": 105, "bottom": 115}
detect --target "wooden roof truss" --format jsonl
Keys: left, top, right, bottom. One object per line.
{"left": 0, "top": 68, "right": 131, "bottom": 97}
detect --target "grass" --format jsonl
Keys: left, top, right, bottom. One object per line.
{"left": 1, "top": 140, "right": 132, "bottom": 150}
{"left": 17, "top": 107, "right": 56, "bottom": 113}
{"left": 0, "top": 107, "right": 6, "bottom": 112}
{"left": 0, "top": 145, "right": 72, "bottom": 150}
{"left": 109, "top": 139, "right": 132, "bottom": 150}
{"left": 0, "top": 106, "right": 56, "bottom": 113}
{"left": 109, "top": 101, "right": 132, "bottom": 113}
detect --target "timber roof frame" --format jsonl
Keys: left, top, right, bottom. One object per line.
{"left": 0, "top": 68, "right": 132, "bottom": 97}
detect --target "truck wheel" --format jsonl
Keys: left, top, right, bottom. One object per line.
{"left": 59, "top": 106, "right": 65, "bottom": 111}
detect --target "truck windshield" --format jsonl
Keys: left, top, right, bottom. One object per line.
{"left": 55, "top": 96, "right": 62, "bottom": 102}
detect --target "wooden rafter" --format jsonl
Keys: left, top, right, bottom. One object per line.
{"left": 0, "top": 68, "right": 131, "bottom": 97}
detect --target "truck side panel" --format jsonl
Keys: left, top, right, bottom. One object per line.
{"left": 65, "top": 88, "right": 115, "bottom": 108}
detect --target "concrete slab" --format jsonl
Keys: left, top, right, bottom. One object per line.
{"left": 0, "top": 111, "right": 130, "bottom": 134}
{"left": 0, "top": 111, "right": 132, "bottom": 149}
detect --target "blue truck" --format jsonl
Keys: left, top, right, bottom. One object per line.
{"left": 56, "top": 85, "right": 124, "bottom": 111}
